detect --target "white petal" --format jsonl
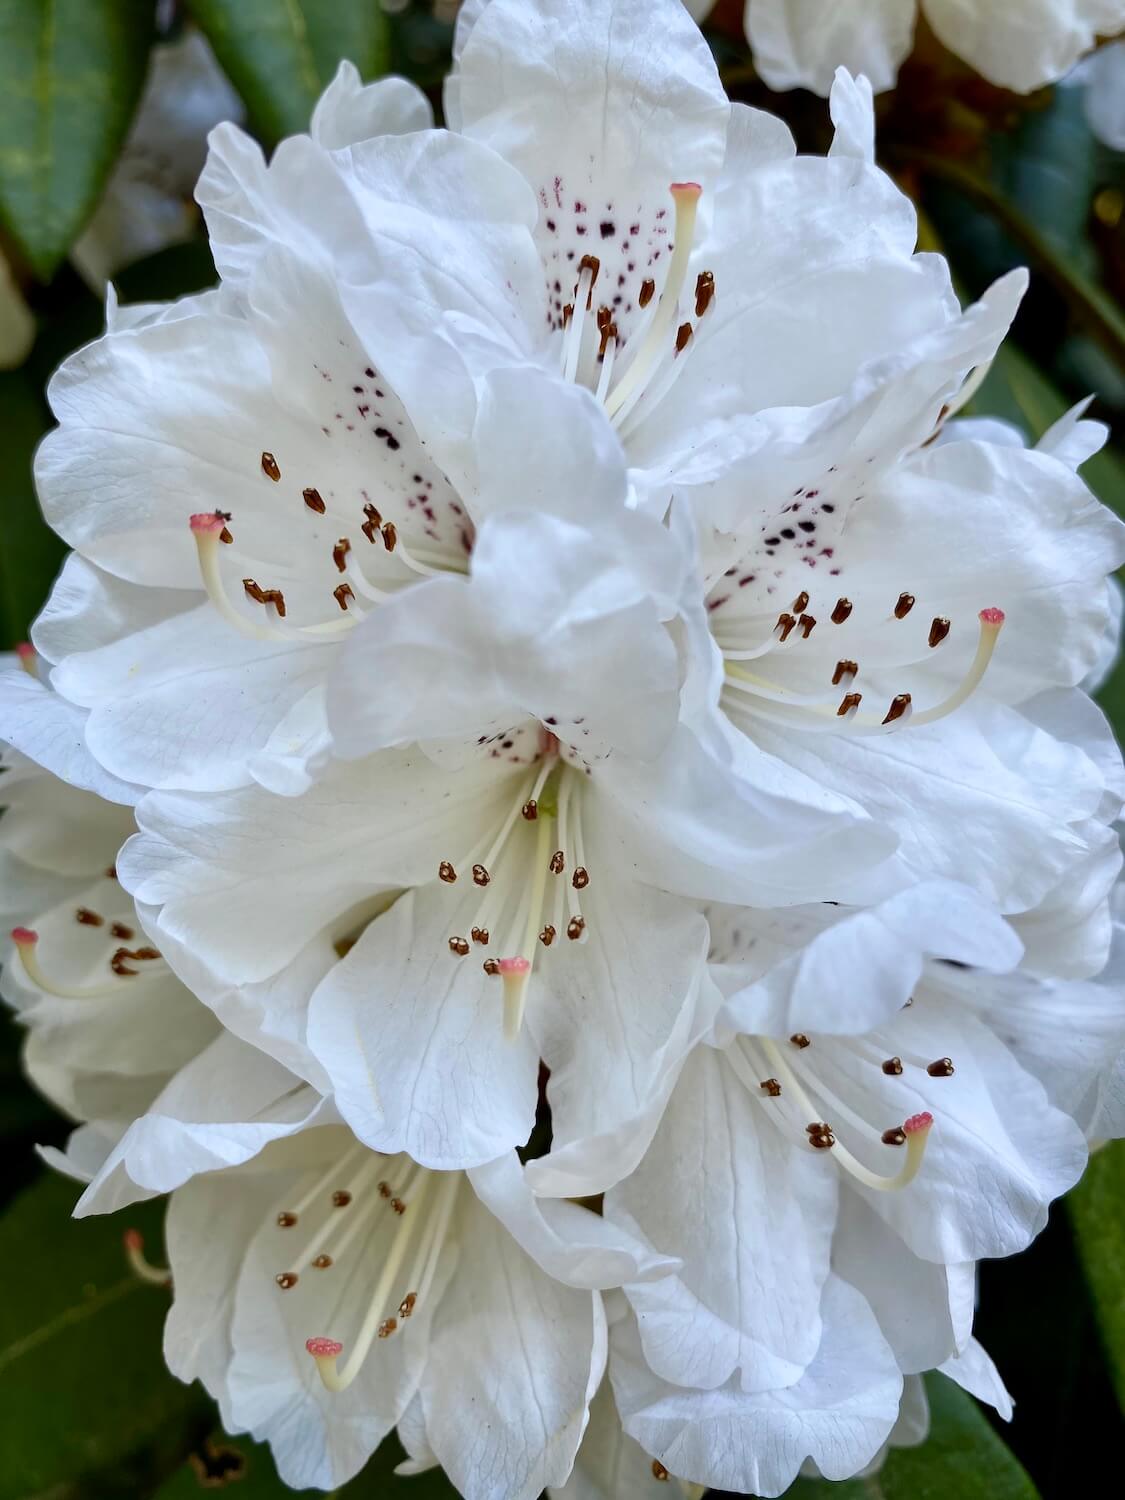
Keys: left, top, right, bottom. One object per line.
{"left": 310, "top": 61, "right": 433, "bottom": 149}
{"left": 607, "top": 1047, "right": 837, "bottom": 1393}
{"left": 419, "top": 1189, "right": 606, "bottom": 1500}
{"left": 923, "top": 0, "right": 1124, "bottom": 92}
{"left": 469, "top": 1152, "right": 679, "bottom": 1289}
{"left": 611, "top": 1276, "right": 901, "bottom": 1495}
{"left": 828, "top": 70, "right": 876, "bottom": 161}
{"left": 712, "top": 883, "right": 1022, "bottom": 1042}
{"left": 939, "top": 1337, "right": 1014, "bottom": 1421}
{"left": 548, "top": 1378, "right": 675, "bottom": 1499}
{"left": 0, "top": 671, "right": 137, "bottom": 804}
{"left": 306, "top": 889, "right": 540, "bottom": 1168}
{"left": 746, "top": 0, "right": 917, "bottom": 95}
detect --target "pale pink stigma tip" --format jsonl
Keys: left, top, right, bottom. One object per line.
{"left": 11, "top": 927, "right": 37, "bottom": 945}
{"left": 979, "top": 608, "right": 1005, "bottom": 627}
{"left": 306, "top": 1337, "right": 343, "bottom": 1359}
{"left": 497, "top": 957, "right": 531, "bottom": 977}
{"left": 189, "top": 512, "right": 226, "bottom": 536}
{"left": 903, "top": 1111, "right": 934, "bottom": 1135}
{"left": 15, "top": 642, "right": 34, "bottom": 659}
{"left": 670, "top": 180, "right": 702, "bottom": 195}
{"left": 123, "top": 1228, "right": 144, "bottom": 1251}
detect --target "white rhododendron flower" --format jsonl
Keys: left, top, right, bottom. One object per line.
{"left": 592, "top": 892, "right": 1124, "bottom": 1493}
{"left": 742, "top": 0, "right": 1125, "bottom": 96}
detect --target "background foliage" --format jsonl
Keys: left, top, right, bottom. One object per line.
{"left": 0, "top": 1, "right": 1122, "bottom": 1495}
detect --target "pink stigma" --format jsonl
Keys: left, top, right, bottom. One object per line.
{"left": 979, "top": 608, "right": 1005, "bottom": 627}
{"left": 903, "top": 1111, "right": 934, "bottom": 1135}
{"left": 15, "top": 642, "right": 34, "bottom": 660}
{"left": 123, "top": 1228, "right": 144, "bottom": 1251}
{"left": 670, "top": 181, "right": 702, "bottom": 196}
{"left": 497, "top": 957, "right": 531, "bottom": 977}
{"left": 189, "top": 512, "right": 226, "bottom": 536}
{"left": 306, "top": 1337, "right": 343, "bottom": 1359}
{"left": 11, "top": 927, "right": 37, "bottom": 945}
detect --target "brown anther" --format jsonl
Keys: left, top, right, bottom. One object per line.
{"left": 809, "top": 1131, "right": 836, "bottom": 1150}
{"left": 219, "top": 525, "right": 233, "bottom": 544}
{"left": 805, "top": 1122, "right": 831, "bottom": 1136}
{"left": 596, "top": 305, "right": 613, "bottom": 331}
{"left": 539, "top": 925, "right": 556, "bottom": 947}
{"left": 929, "top": 616, "right": 951, "bottom": 649}
{"left": 332, "top": 538, "right": 350, "bottom": 573}
{"left": 832, "top": 659, "right": 858, "bottom": 686}
{"left": 332, "top": 1190, "right": 352, "bottom": 1208}
{"left": 549, "top": 850, "right": 565, "bottom": 875}
{"left": 571, "top": 866, "right": 590, "bottom": 890}
{"left": 276, "top": 1212, "right": 298, "bottom": 1228}
{"left": 894, "top": 592, "right": 916, "bottom": 619}
{"left": 882, "top": 693, "right": 911, "bottom": 725}
{"left": 790, "top": 1033, "right": 811, "bottom": 1049}
{"left": 399, "top": 1292, "right": 418, "bottom": 1319}
{"left": 472, "top": 863, "right": 490, "bottom": 887}
{"left": 312, "top": 1254, "right": 333, "bottom": 1269}
{"left": 261, "top": 452, "right": 281, "bottom": 482}
{"left": 390, "top": 1198, "right": 407, "bottom": 1215}
{"left": 567, "top": 916, "right": 586, "bottom": 941}
{"left": 675, "top": 321, "right": 693, "bottom": 354}
{"left": 522, "top": 799, "right": 539, "bottom": 820}
{"left": 831, "top": 597, "right": 853, "bottom": 624}
{"left": 798, "top": 613, "right": 817, "bottom": 639}
{"left": 792, "top": 591, "right": 810, "bottom": 613}
{"left": 483, "top": 957, "right": 501, "bottom": 975}
{"left": 471, "top": 926, "right": 490, "bottom": 945}
{"left": 110, "top": 921, "right": 134, "bottom": 940}
{"left": 303, "top": 486, "right": 326, "bottom": 514}
{"left": 578, "top": 254, "right": 601, "bottom": 290}
{"left": 378, "top": 1182, "right": 392, "bottom": 1199}
{"left": 243, "top": 579, "right": 287, "bottom": 617}
{"left": 449, "top": 936, "right": 470, "bottom": 956}
{"left": 361, "top": 503, "right": 382, "bottom": 543}
{"left": 639, "top": 278, "right": 656, "bottom": 308}
{"left": 105, "top": 866, "right": 118, "bottom": 880}
{"left": 837, "top": 691, "right": 862, "bottom": 717}
{"left": 882, "top": 1128, "right": 907, "bottom": 1147}
{"left": 275, "top": 1272, "right": 298, "bottom": 1289}
{"left": 377, "top": 1318, "right": 398, "bottom": 1339}
{"left": 381, "top": 522, "right": 397, "bottom": 552}
{"left": 881, "top": 1057, "right": 903, "bottom": 1076}
{"left": 694, "top": 270, "right": 715, "bottom": 317}
{"left": 76, "top": 908, "right": 104, "bottom": 926}
{"left": 927, "top": 1057, "right": 955, "bottom": 1077}
{"left": 110, "top": 958, "right": 139, "bottom": 977}
{"left": 760, "top": 1078, "right": 782, "bottom": 1097}
{"left": 776, "top": 612, "right": 797, "bottom": 642}
{"left": 439, "top": 860, "right": 457, "bottom": 883}
{"left": 597, "top": 320, "right": 618, "bottom": 359}
{"left": 333, "top": 583, "right": 354, "bottom": 611}
{"left": 562, "top": 303, "right": 575, "bottom": 327}
{"left": 131, "top": 947, "right": 161, "bottom": 962}
{"left": 652, "top": 1460, "right": 670, "bottom": 1482}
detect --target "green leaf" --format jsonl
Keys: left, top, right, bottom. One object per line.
{"left": 782, "top": 1373, "right": 1039, "bottom": 1500}
{"left": 0, "top": 0, "right": 154, "bottom": 278}
{"left": 0, "top": 363, "right": 64, "bottom": 647}
{"left": 0, "top": 1171, "right": 209, "bottom": 1498}
{"left": 153, "top": 1428, "right": 461, "bottom": 1497}
{"left": 1068, "top": 1141, "right": 1125, "bottom": 1413}
{"left": 186, "top": 0, "right": 392, "bottom": 146}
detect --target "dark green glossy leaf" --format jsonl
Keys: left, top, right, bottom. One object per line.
{"left": 186, "top": 0, "right": 391, "bottom": 145}
{"left": 153, "top": 1427, "right": 461, "bottom": 1497}
{"left": 0, "top": 363, "right": 63, "bottom": 648}
{"left": 0, "top": 1171, "right": 209, "bottom": 1498}
{"left": 1068, "top": 1141, "right": 1125, "bottom": 1413}
{"left": 0, "top": 0, "right": 154, "bottom": 278}
{"left": 781, "top": 1373, "right": 1039, "bottom": 1500}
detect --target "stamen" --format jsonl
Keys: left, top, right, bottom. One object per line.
{"left": 929, "top": 617, "right": 951, "bottom": 648}
{"left": 261, "top": 451, "right": 281, "bottom": 481}
{"left": 894, "top": 592, "right": 915, "bottom": 619}
{"left": 303, "top": 487, "right": 326, "bottom": 514}
{"left": 906, "top": 609, "right": 1004, "bottom": 727}
{"left": 123, "top": 1228, "right": 171, "bottom": 1287}
{"left": 831, "top": 598, "right": 853, "bottom": 624}
{"left": 604, "top": 183, "right": 703, "bottom": 421}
